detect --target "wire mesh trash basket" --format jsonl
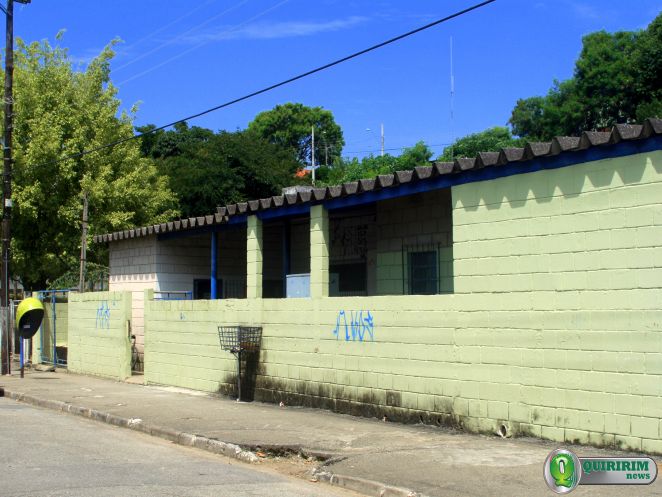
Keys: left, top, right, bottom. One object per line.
{"left": 218, "top": 326, "right": 262, "bottom": 401}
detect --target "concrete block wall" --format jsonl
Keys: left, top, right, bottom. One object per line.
{"left": 328, "top": 210, "right": 377, "bottom": 296}
{"left": 68, "top": 291, "right": 132, "bottom": 380}
{"left": 289, "top": 219, "right": 310, "bottom": 274}
{"left": 109, "top": 236, "right": 158, "bottom": 360}
{"left": 108, "top": 231, "right": 249, "bottom": 362}
{"left": 247, "top": 216, "right": 263, "bottom": 299}
{"left": 36, "top": 301, "right": 68, "bottom": 364}
{"left": 376, "top": 189, "right": 454, "bottom": 295}
{"left": 310, "top": 205, "right": 329, "bottom": 299}
{"left": 143, "top": 149, "right": 662, "bottom": 453}
{"left": 216, "top": 228, "right": 247, "bottom": 298}
{"left": 156, "top": 235, "right": 211, "bottom": 293}
{"left": 449, "top": 149, "right": 662, "bottom": 453}
{"left": 262, "top": 222, "right": 284, "bottom": 295}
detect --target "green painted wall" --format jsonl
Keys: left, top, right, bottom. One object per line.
{"left": 68, "top": 291, "right": 132, "bottom": 380}
{"left": 144, "top": 150, "right": 662, "bottom": 454}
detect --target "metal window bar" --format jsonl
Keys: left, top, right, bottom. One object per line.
{"left": 218, "top": 326, "right": 262, "bottom": 401}
{"left": 402, "top": 242, "right": 442, "bottom": 295}
{"left": 223, "top": 278, "right": 247, "bottom": 299}
{"left": 154, "top": 291, "right": 193, "bottom": 301}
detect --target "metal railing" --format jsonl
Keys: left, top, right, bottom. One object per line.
{"left": 154, "top": 291, "right": 193, "bottom": 301}
{"left": 34, "top": 289, "right": 70, "bottom": 367}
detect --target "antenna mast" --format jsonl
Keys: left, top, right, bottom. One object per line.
{"left": 450, "top": 36, "right": 455, "bottom": 160}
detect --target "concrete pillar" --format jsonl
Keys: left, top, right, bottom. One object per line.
{"left": 246, "top": 215, "right": 263, "bottom": 299}
{"left": 310, "top": 205, "right": 329, "bottom": 299}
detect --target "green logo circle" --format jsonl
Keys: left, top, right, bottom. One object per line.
{"left": 544, "top": 449, "right": 580, "bottom": 494}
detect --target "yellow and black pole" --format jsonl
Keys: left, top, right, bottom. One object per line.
{"left": 15, "top": 297, "right": 43, "bottom": 377}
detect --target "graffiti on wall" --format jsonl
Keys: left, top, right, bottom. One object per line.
{"left": 96, "top": 301, "right": 111, "bottom": 329}
{"left": 332, "top": 310, "right": 374, "bottom": 342}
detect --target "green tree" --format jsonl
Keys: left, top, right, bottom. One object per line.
{"left": 510, "top": 12, "right": 662, "bottom": 140}
{"left": 137, "top": 121, "right": 214, "bottom": 159}
{"left": 316, "top": 141, "right": 435, "bottom": 186}
{"left": 574, "top": 29, "right": 640, "bottom": 129}
{"left": 8, "top": 36, "right": 178, "bottom": 289}
{"left": 248, "top": 103, "right": 344, "bottom": 165}
{"left": 633, "top": 12, "right": 662, "bottom": 120}
{"left": 439, "top": 127, "right": 524, "bottom": 160}
{"left": 398, "top": 141, "right": 433, "bottom": 166}
{"left": 157, "top": 129, "right": 300, "bottom": 218}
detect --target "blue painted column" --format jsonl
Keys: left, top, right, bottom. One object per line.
{"left": 211, "top": 232, "right": 218, "bottom": 299}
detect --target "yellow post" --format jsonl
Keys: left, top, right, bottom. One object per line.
{"left": 310, "top": 205, "right": 329, "bottom": 298}
{"left": 247, "top": 215, "right": 263, "bottom": 299}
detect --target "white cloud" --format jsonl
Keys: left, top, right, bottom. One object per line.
{"left": 184, "top": 15, "right": 369, "bottom": 43}
{"left": 569, "top": 2, "right": 601, "bottom": 21}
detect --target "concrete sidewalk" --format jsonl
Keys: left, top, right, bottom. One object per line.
{"left": 1, "top": 369, "right": 659, "bottom": 497}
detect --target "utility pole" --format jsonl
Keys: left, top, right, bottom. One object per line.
{"left": 1, "top": 0, "right": 28, "bottom": 375}
{"left": 78, "top": 193, "right": 88, "bottom": 293}
{"left": 321, "top": 130, "right": 328, "bottom": 166}
{"left": 380, "top": 123, "right": 384, "bottom": 157}
{"left": 311, "top": 125, "right": 315, "bottom": 186}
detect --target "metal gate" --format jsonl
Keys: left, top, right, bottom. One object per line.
{"left": 35, "top": 290, "right": 70, "bottom": 367}
{"left": 1, "top": 305, "right": 13, "bottom": 373}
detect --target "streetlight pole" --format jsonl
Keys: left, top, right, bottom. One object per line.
{"left": 1, "top": 0, "right": 29, "bottom": 375}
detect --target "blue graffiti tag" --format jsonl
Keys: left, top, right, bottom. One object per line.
{"left": 96, "top": 301, "right": 111, "bottom": 329}
{"left": 332, "top": 310, "right": 374, "bottom": 342}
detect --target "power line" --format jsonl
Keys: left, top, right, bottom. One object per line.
{"left": 37, "top": 0, "right": 496, "bottom": 169}
{"left": 343, "top": 143, "right": 452, "bottom": 156}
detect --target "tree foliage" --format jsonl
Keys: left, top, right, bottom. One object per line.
{"left": 316, "top": 141, "right": 434, "bottom": 186}
{"left": 140, "top": 123, "right": 300, "bottom": 218}
{"left": 248, "top": 103, "right": 344, "bottom": 165}
{"left": 7, "top": 37, "right": 178, "bottom": 289}
{"left": 439, "top": 127, "right": 523, "bottom": 160}
{"left": 510, "top": 12, "right": 662, "bottom": 140}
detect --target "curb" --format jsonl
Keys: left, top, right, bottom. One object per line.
{"left": 2, "top": 389, "right": 259, "bottom": 464}
{"left": 314, "top": 469, "right": 427, "bottom": 497}
{"left": 2, "top": 388, "right": 428, "bottom": 497}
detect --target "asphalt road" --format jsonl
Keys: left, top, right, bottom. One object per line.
{"left": 0, "top": 398, "right": 358, "bottom": 497}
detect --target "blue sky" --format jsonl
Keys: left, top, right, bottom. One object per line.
{"left": 15, "top": 0, "right": 662, "bottom": 159}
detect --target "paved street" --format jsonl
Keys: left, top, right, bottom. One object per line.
{"left": 2, "top": 371, "right": 662, "bottom": 497}
{"left": 0, "top": 399, "right": 359, "bottom": 497}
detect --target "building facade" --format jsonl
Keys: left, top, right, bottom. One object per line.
{"left": 90, "top": 121, "right": 662, "bottom": 452}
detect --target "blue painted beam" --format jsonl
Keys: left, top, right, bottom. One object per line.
{"left": 257, "top": 203, "right": 310, "bottom": 220}
{"left": 210, "top": 232, "right": 218, "bottom": 299}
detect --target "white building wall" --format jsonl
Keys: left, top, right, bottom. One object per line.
{"left": 156, "top": 235, "right": 211, "bottom": 293}
{"left": 108, "top": 236, "right": 158, "bottom": 365}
